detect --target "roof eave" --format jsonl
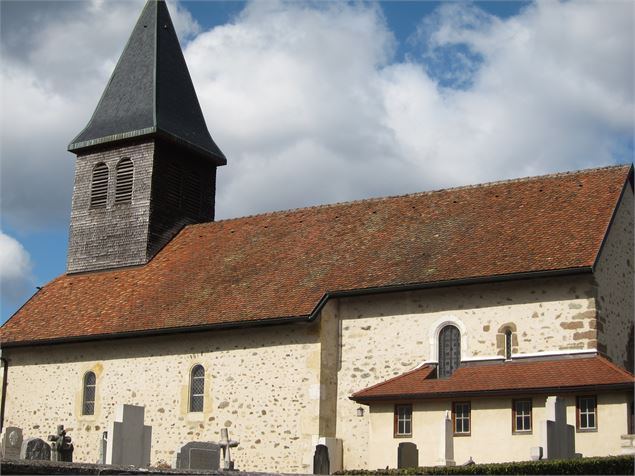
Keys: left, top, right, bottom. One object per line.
{"left": 67, "top": 127, "right": 227, "bottom": 166}
{"left": 351, "top": 382, "right": 634, "bottom": 403}
{"left": 0, "top": 314, "right": 309, "bottom": 349}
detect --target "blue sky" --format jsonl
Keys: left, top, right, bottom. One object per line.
{"left": 1, "top": 0, "right": 633, "bottom": 324}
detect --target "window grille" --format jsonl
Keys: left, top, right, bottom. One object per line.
{"left": 438, "top": 325, "right": 460, "bottom": 378}
{"left": 90, "top": 163, "right": 109, "bottom": 208}
{"left": 114, "top": 158, "right": 134, "bottom": 203}
{"left": 505, "top": 329, "right": 513, "bottom": 360}
{"left": 189, "top": 365, "right": 205, "bottom": 412}
{"left": 83, "top": 371, "right": 96, "bottom": 415}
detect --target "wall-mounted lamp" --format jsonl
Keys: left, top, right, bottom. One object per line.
{"left": 356, "top": 406, "right": 365, "bottom": 417}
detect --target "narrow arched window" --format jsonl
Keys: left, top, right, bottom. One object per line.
{"left": 438, "top": 325, "right": 460, "bottom": 378}
{"left": 505, "top": 329, "right": 513, "bottom": 360}
{"left": 90, "top": 163, "right": 109, "bottom": 208}
{"left": 114, "top": 158, "right": 134, "bottom": 203}
{"left": 82, "top": 371, "right": 96, "bottom": 415}
{"left": 189, "top": 365, "right": 205, "bottom": 412}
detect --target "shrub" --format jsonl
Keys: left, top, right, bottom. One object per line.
{"left": 334, "top": 455, "right": 634, "bottom": 475}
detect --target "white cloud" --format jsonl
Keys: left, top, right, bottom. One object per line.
{"left": 0, "top": 0, "right": 200, "bottom": 230}
{"left": 0, "top": 232, "right": 34, "bottom": 305}
{"left": 1, "top": 0, "right": 633, "bottom": 228}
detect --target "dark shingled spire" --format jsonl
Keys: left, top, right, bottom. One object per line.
{"left": 69, "top": 0, "right": 226, "bottom": 165}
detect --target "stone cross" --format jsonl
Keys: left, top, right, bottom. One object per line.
{"left": 218, "top": 428, "right": 239, "bottom": 470}
{"left": 105, "top": 404, "right": 152, "bottom": 467}
{"left": 1, "top": 426, "right": 23, "bottom": 460}
{"left": 48, "top": 425, "right": 74, "bottom": 462}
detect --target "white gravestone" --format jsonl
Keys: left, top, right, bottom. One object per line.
{"left": 105, "top": 404, "right": 152, "bottom": 467}
{"left": 539, "top": 396, "right": 575, "bottom": 460}
{"left": 437, "top": 411, "right": 455, "bottom": 466}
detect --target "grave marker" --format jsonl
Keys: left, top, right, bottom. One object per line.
{"left": 105, "top": 404, "right": 152, "bottom": 467}
{"left": 218, "top": 428, "right": 239, "bottom": 470}
{"left": 48, "top": 425, "right": 74, "bottom": 462}
{"left": 1, "top": 427, "right": 23, "bottom": 460}
{"left": 175, "top": 441, "right": 220, "bottom": 470}
{"left": 20, "top": 438, "right": 51, "bottom": 461}
{"left": 397, "top": 442, "right": 418, "bottom": 469}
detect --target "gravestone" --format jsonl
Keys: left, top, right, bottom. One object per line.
{"left": 540, "top": 396, "right": 575, "bottom": 460}
{"left": 98, "top": 431, "right": 108, "bottom": 464}
{"left": 48, "top": 425, "right": 74, "bottom": 462}
{"left": 218, "top": 428, "right": 239, "bottom": 470}
{"left": 313, "top": 444, "right": 329, "bottom": 474}
{"left": 1, "top": 426, "right": 23, "bottom": 459}
{"left": 397, "top": 442, "right": 418, "bottom": 469}
{"left": 436, "top": 411, "right": 455, "bottom": 466}
{"left": 20, "top": 438, "right": 51, "bottom": 460}
{"left": 175, "top": 441, "right": 220, "bottom": 470}
{"left": 105, "top": 404, "right": 152, "bottom": 467}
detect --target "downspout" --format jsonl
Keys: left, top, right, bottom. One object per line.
{"left": 0, "top": 353, "right": 8, "bottom": 433}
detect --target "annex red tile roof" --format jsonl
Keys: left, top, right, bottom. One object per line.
{"left": 351, "top": 356, "right": 635, "bottom": 401}
{"left": 1, "top": 165, "right": 631, "bottom": 345}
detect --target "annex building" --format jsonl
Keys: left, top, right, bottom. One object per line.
{"left": 1, "top": 0, "right": 633, "bottom": 472}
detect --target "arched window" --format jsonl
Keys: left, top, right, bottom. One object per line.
{"left": 90, "top": 163, "right": 109, "bottom": 208}
{"left": 505, "top": 329, "right": 513, "bottom": 360}
{"left": 189, "top": 365, "right": 205, "bottom": 412}
{"left": 114, "top": 158, "right": 134, "bottom": 203}
{"left": 438, "top": 325, "right": 460, "bottom": 378}
{"left": 82, "top": 371, "right": 96, "bottom": 415}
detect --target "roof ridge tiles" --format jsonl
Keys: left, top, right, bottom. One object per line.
{"left": 189, "top": 164, "right": 632, "bottom": 228}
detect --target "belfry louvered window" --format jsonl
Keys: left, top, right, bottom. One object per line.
{"left": 90, "top": 163, "right": 109, "bottom": 208}
{"left": 189, "top": 365, "right": 205, "bottom": 412}
{"left": 438, "top": 325, "right": 460, "bottom": 378}
{"left": 82, "top": 371, "right": 96, "bottom": 415}
{"left": 114, "top": 158, "right": 134, "bottom": 203}
{"left": 182, "top": 173, "right": 202, "bottom": 216}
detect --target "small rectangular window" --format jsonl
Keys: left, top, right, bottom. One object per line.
{"left": 577, "top": 396, "right": 597, "bottom": 431}
{"left": 513, "top": 399, "right": 532, "bottom": 433}
{"left": 394, "top": 404, "right": 412, "bottom": 437}
{"left": 453, "top": 401, "right": 471, "bottom": 435}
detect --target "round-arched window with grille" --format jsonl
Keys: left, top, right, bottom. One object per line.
{"left": 82, "top": 371, "right": 96, "bottom": 415}
{"left": 438, "top": 325, "right": 460, "bottom": 378}
{"left": 189, "top": 365, "right": 205, "bottom": 412}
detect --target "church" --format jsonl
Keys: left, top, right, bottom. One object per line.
{"left": 1, "top": 0, "right": 633, "bottom": 472}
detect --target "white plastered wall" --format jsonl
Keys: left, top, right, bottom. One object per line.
{"left": 365, "top": 392, "right": 630, "bottom": 469}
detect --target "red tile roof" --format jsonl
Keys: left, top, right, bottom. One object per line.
{"left": 1, "top": 165, "right": 631, "bottom": 345}
{"left": 351, "top": 356, "right": 635, "bottom": 401}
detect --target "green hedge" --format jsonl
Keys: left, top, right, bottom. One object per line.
{"left": 334, "top": 455, "right": 634, "bottom": 475}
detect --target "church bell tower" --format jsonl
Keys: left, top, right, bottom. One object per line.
{"left": 67, "top": 0, "right": 226, "bottom": 274}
